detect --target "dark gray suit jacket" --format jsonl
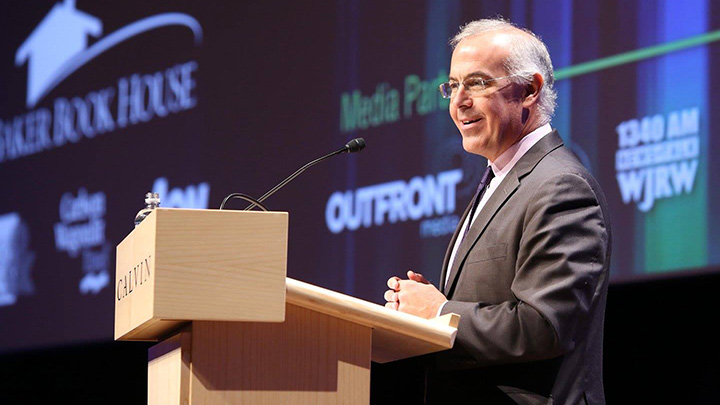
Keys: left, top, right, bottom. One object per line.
{"left": 433, "top": 131, "right": 611, "bottom": 404}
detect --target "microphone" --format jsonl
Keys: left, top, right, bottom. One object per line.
{"left": 344, "top": 137, "right": 366, "bottom": 153}
{"left": 219, "top": 138, "right": 366, "bottom": 211}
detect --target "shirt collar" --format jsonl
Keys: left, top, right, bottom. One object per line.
{"left": 489, "top": 123, "right": 552, "bottom": 176}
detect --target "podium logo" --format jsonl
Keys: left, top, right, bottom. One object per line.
{"left": 0, "top": 213, "right": 36, "bottom": 307}
{"left": 117, "top": 255, "right": 151, "bottom": 301}
{"left": 1, "top": 1, "right": 203, "bottom": 164}
{"left": 53, "top": 188, "right": 110, "bottom": 295}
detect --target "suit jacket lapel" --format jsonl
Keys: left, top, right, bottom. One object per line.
{"left": 443, "top": 174, "right": 519, "bottom": 296}
{"left": 442, "top": 130, "right": 565, "bottom": 297}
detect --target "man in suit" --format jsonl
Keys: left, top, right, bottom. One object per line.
{"left": 384, "top": 18, "right": 611, "bottom": 404}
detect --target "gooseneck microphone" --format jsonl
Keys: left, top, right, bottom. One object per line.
{"left": 219, "top": 138, "right": 366, "bottom": 211}
{"left": 344, "top": 137, "right": 366, "bottom": 153}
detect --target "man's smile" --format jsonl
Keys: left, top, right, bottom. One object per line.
{"left": 461, "top": 117, "right": 482, "bottom": 126}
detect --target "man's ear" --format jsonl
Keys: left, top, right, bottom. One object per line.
{"left": 522, "top": 72, "right": 544, "bottom": 108}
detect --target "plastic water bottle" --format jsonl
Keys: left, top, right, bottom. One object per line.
{"left": 134, "top": 192, "right": 160, "bottom": 227}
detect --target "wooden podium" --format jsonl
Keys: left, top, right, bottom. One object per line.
{"left": 115, "top": 208, "right": 458, "bottom": 404}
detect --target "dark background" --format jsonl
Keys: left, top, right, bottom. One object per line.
{"left": 1, "top": 0, "right": 719, "bottom": 402}
{"left": 2, "top": 274, "right": 717, "bottom": 403}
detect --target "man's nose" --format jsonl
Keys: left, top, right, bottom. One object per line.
{"left": 452, "top": 86, "right": 472, "bottom": 109}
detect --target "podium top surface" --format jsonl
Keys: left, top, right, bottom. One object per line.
{"left": 286, "top": 277, "right": 458, "bottom": 363}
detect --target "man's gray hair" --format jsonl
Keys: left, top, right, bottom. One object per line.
{"left": 451, "top": 18, "right": 557, "bottom": 124}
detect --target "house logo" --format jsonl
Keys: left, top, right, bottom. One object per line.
{"left": 1, "top": 1, "right": 203, "bottom": 164}
{"left": 14, "top": 0, "right": 202, "bottom": 108}
{"left": 15, "top": 0, "right": 102, "bottom": 108}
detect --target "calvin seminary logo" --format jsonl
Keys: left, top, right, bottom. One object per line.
{"left": 0, "top": 0, "right": 203, "bottom": 163}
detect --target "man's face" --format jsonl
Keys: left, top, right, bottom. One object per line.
{"left": 448, "top": 32, "right": 527, "bottom": 161}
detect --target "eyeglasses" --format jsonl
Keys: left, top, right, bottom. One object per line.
{"left": 438, "top": 74, "right": 523, "bottom": 99}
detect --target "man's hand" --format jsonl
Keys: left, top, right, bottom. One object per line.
{"left": 384, "top": 270, "right": 447, "bottom": 319}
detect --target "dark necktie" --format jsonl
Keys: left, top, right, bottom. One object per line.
{"left": 461, "top": 165, "right": 495, "bottom": 241}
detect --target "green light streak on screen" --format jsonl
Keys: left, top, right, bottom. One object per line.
{"left": 555, "top": 29, "right": 720, "bottom": 80}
